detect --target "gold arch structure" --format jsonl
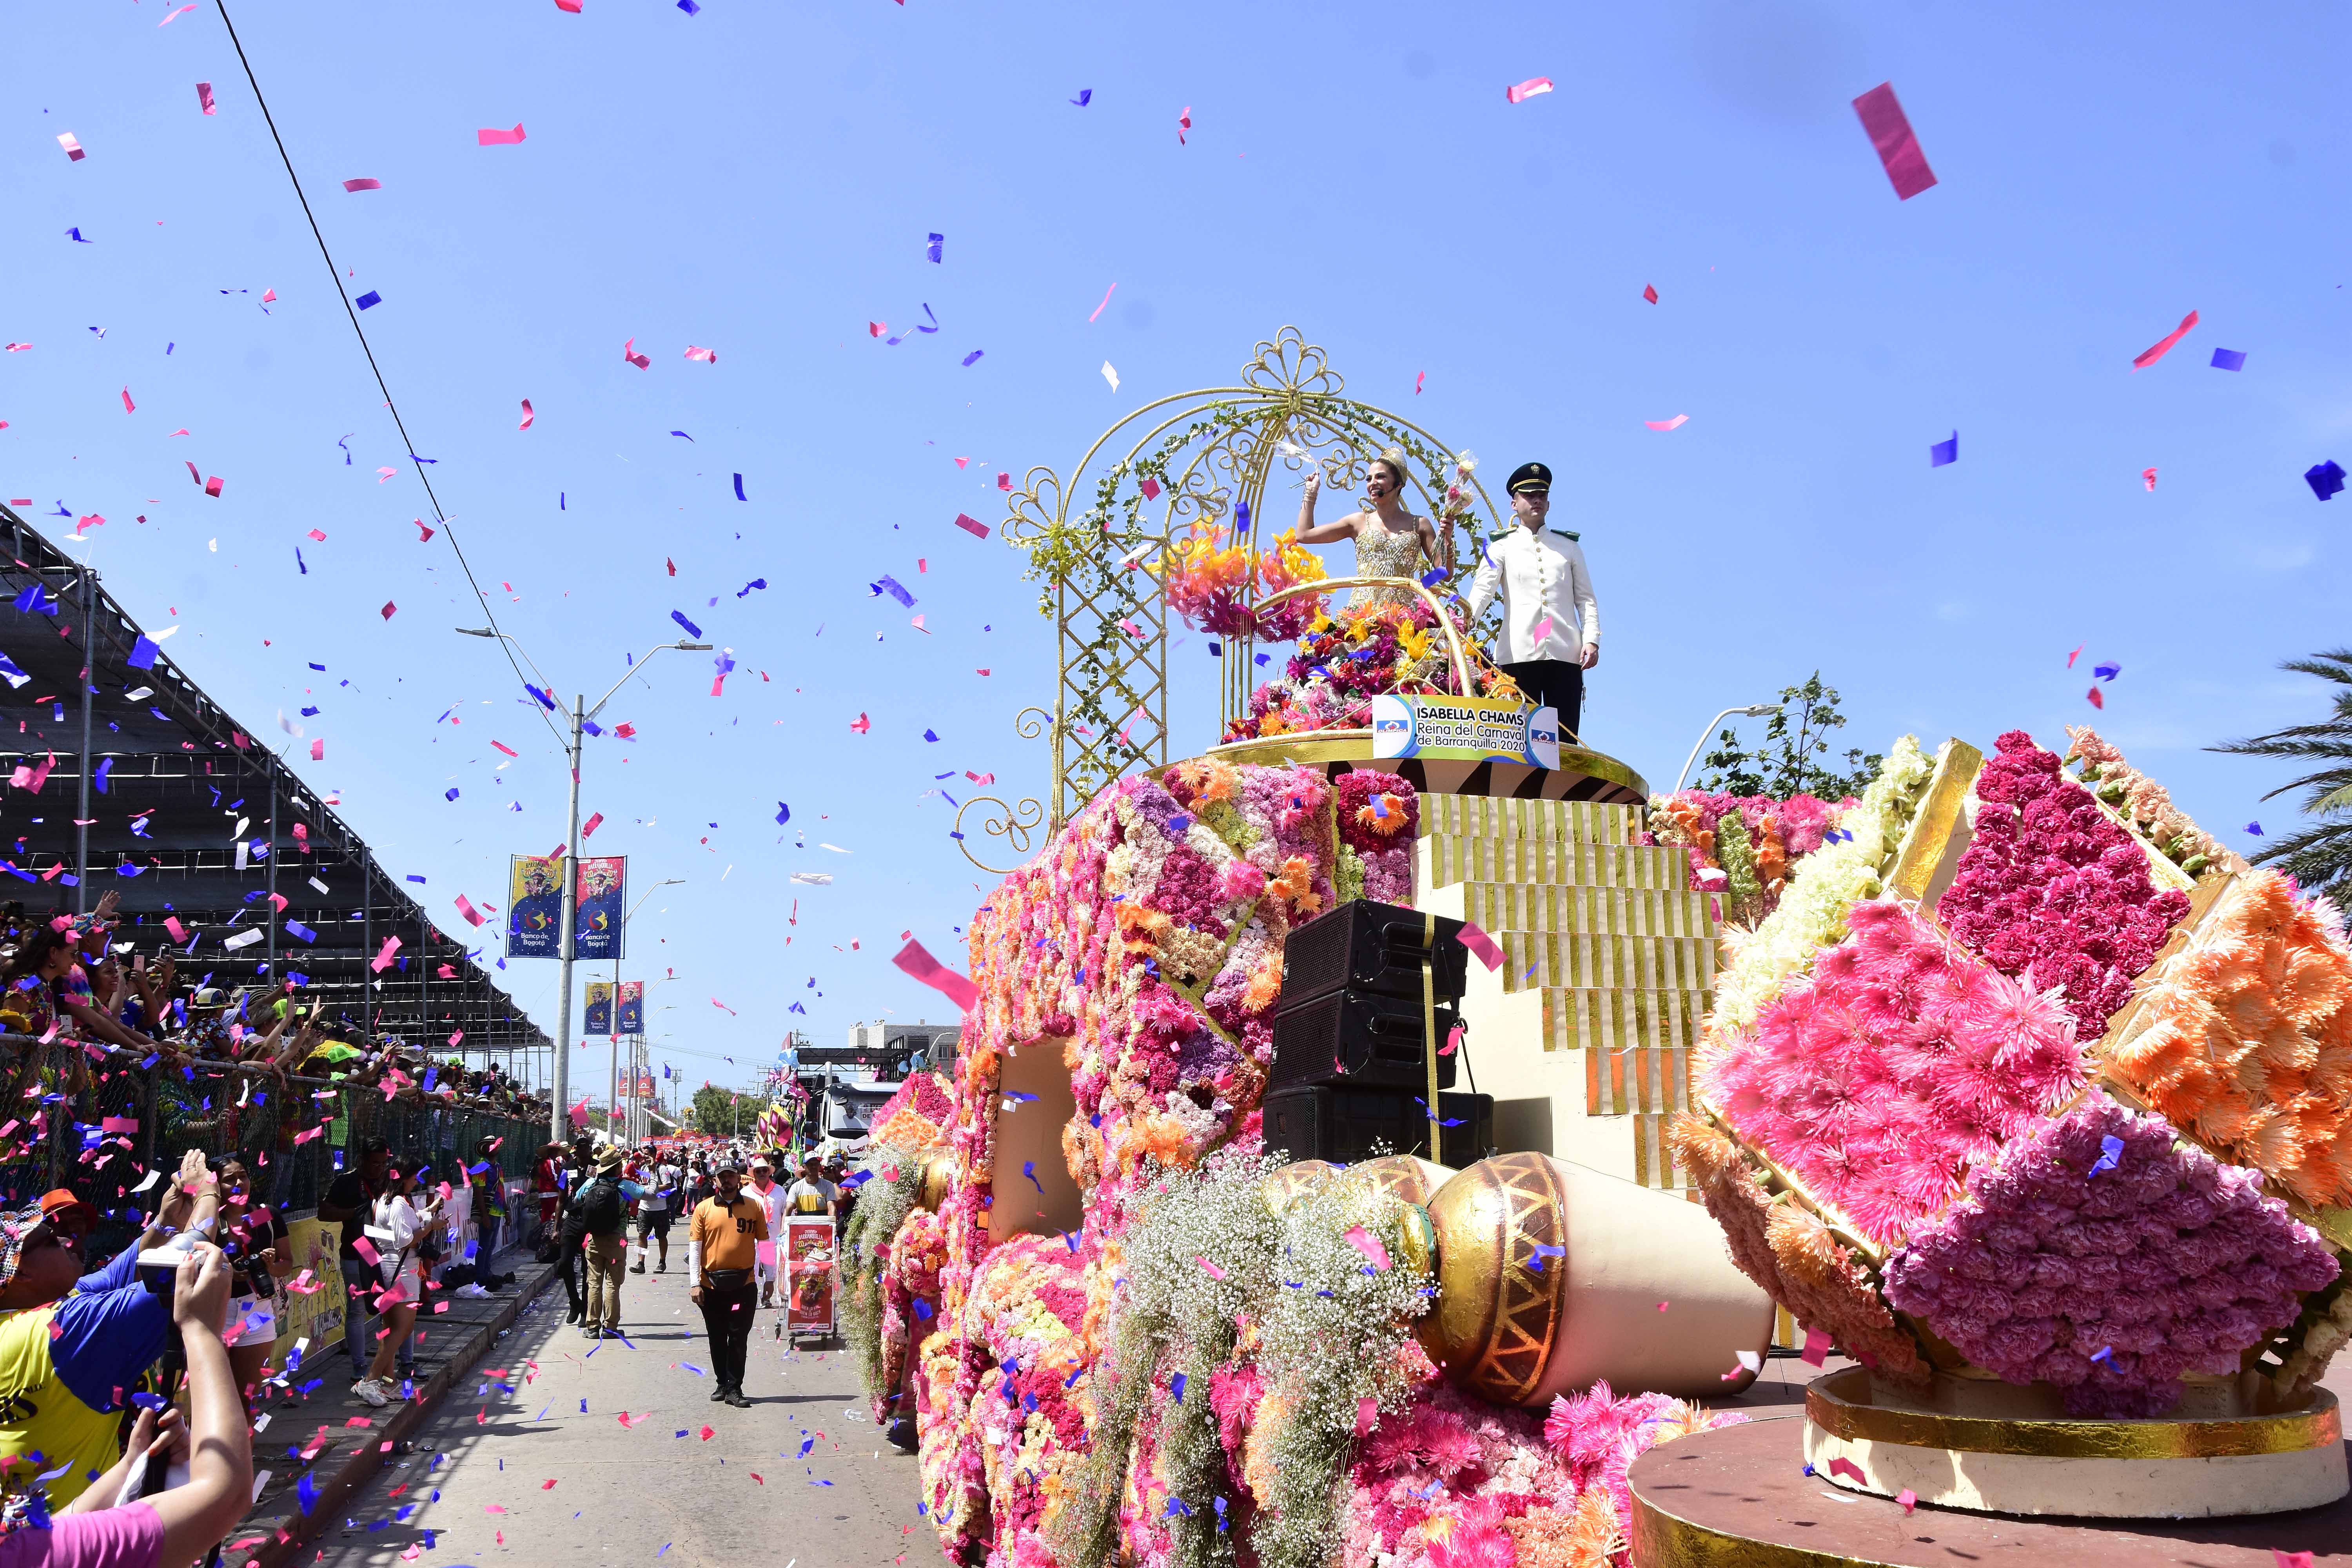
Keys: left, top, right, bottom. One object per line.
{"left": 952, "top": 328, "right": 1503, "bottom": 873}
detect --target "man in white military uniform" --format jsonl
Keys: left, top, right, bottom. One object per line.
{"left": 1461, "top": 461, "right": 1599, "bottom": 742}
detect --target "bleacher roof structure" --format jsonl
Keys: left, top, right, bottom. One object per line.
{"left": 0, "top": 503, "right": 550, "bottom": 1063}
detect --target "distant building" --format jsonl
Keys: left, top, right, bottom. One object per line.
{"left": 844, "top": 1021, "right": 961, "bottom": 1075}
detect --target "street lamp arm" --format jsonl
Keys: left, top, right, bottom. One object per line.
{"left": 587, "top": 641, "right": 713, "bottom": 722}
{"left": 1673, "top": 703, "right": 1786, "bottom": 795}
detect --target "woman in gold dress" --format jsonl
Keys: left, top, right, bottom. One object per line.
{"left": 1294, "top": 447, "right": 1452, "bottom": 608}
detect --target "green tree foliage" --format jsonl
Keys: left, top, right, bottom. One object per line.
{"left": 2213, "top": 648, "right": 2352, "bottom": 904}
{"left": 1696, "top": 673, "right": 1883, "bottom": 800}
{"left": 688, "top": 1084, "right": 767, "bottom": 1135}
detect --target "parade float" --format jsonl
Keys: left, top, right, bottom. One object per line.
{"left": 846, "top": 333, "right": 2352, "bottom": 1568}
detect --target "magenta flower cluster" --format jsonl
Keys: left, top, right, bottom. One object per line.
{"left": 1940, "top": 731, "right": 2190, "bottom": 1037}
{"left": 1703, "top": 899, "right": 2086, "bottom": 1246}
{"left": 1884, "top": 1094, "right": 2339, "bottom": 1417}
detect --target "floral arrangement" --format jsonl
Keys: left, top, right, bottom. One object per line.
{"left": 842, "top": 1153, "right": 925, "bottom": 1414}
{"left": 913, "top": 759, "right": 1406, "bottom": 1568}
{"left": 1707, "top": 736, "right": 1934, "bottom": 1035}
{"left": 1938, "top": 731, "right": 2190, "bottom": 1038}
{"left": 1681, "top": 726, "right": 2352, "bottom": 1421}
{"left": 1335, "top": 770, "right": 1418, "bottom": 906}
{"left": 1883, "top": 1094, "right": 2337, "bottom": 1416}
{"left": 1646, "top": 790, "right": 1846, "bottom": 926}
{"left": 1701, "top": 900, "right": 2087, "bottom": 1247}
{"left": 1669, "top": 1113, "right": 1934, "bottom": 1387}
{"left": 870, "top": 1070, "right": 956, "bottom": 1151}
{"left": 1051, "top": 1147, "right": 1737, "bottom": 1568}
{"left": 876, "top": 1203, "right": 949, "bottom": 1425}
{"left": 2105, "top": 869, "right": 2352, "bottom": 1210}
{"left": 2065, "top": 726, "right": 2238, "bottom": 881}
{"left": 1223, "top": 599, "right": 1522, "bottom": 744}
{"left": 1162, "top": 514, "right": 1330, "bottom": 641}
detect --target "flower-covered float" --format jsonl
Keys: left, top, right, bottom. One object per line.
{"left": 1666, "top": 726, "right": 2352, "bottom": 1519}
{"left": 851, "top": 755, "right": 1779, "bottom": 1568}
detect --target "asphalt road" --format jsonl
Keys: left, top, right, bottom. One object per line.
{"left": 316, "top": 1258, "right": 933, "bottom": 1568}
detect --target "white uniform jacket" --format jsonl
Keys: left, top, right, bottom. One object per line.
{"left": 1461, "top": 526, "right": 1599, "bottom": 665}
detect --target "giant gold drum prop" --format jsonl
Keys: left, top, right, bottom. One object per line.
{"left": 1419, "top": 1153, "right": 1774, "bottom": 1405}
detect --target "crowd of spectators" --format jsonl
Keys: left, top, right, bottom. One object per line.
{"left": 0, "top": 891, "right": 550, "bottom": 1121}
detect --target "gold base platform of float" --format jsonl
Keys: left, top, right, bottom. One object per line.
{"left": 1630, "top": 1412, "right": 2352, "bottom": 1567}
{"left": 1203, "top": 728, "right": 1649, "bottom": 805}
{"left": 1793, "top": 1365, "right": 2347, "bottom": 1520}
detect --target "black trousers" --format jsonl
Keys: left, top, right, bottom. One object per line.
{"left": 558, "top": 1237, "right": 584, "bottom": 1315}
{"left": 1501, "top": 659, "right": 1584, "bottom": 743}
{"left": 700, "top": 1275, "right": 759, "bottom": 1390}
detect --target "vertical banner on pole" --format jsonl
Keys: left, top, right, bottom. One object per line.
{"left": 506, "top": 855, "right": 564, "bottom": 960}
{"left": 584, "top": 982, "right": 614, "bottom": 1036}
{"left": 571, "top": 857, "right": 627, "bottom": 961}
{"left": 616, "top": 980, "right": 644, "bottom": 1036}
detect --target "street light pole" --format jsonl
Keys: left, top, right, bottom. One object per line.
{"left": 552, "top": 693, "right": 585, "bottom": 1145}
{"left": 457, "top": 630, "right": 707, "bottom": 1148}
{"left": 1673, "top": 703, "right": 1788, "bottom": 794}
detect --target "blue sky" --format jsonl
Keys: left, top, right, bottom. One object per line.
{"left": 4, "top": 0, "right": 2348, "bottom": 1099}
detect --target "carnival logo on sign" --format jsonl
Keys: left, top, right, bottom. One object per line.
{"left": 1373, "top": 695, "right": 1559, "bottom": 770}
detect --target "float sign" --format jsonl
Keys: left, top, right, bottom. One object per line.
{"left": 1371, "top": 694, "right": 1559, "bottom": 769}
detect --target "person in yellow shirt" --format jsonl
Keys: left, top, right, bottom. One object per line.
{"left": 688, "top": 1161, "right": 767, "bottom": 1408}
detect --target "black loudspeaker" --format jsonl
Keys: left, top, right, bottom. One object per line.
{"left": 1270, "top": 987, "right": 1459, "bottom": 1092}
{"left": 1280, "top": 899, "right": 1468, "bottom": 1009}
{"left": 1261, "top": 1085, "right": 1495, "bottom": 1169}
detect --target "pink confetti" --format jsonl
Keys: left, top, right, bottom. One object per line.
{"left": 518, "top": 399, "right": 534, "bottom": 431}
{"left": 476, "top": 124, "right": 527, "bottom": 147}
{"left": 100, "top": 1115, "right": 137, "bottom": 1134}
{"left": 953, "top": 512, "right": 989, "bottom": 539}
{"left": 196, "top": 83, "right": 216, "bottom": 116}
{"left": 1896, "top": 1488, "right": 1917, "bottom": 1515}
{"left": 622, "top": 338, "right": 650, "bottom": 369}
{"left": 1851, "top": 83, "right": 1938, "bottom": 201}
{"left": 309, "top": 738, "right": 324, "bottom": 761}
{"left": 555, "top": 0, "right": 583, "bottom": 9}
{"left": 2132, "top": 309, "right": 2200, "bottom": 371}
{"left": 342, "top": 178, "right": 381, "bottom": 192}
{"left": 371, "top": 935, "right": 403, "bottom": 972}
{"left": 305, "top": 528, "right": 326, "bottom": 541}
{"left": 415, "top": 520, "right": 436, "bottom": 543}
{"left": 350, "top": 1237, "right": 381, "bottom": 1267}
{"left": 683, "top": 345, "right": 717, "bottom": 363}
{"left": 164, "top": 917, "right": 188, "bottom": 942}
{"left": 1529, "top": 616, "right": 1554, "bottom": 644}
{"left": 454, "top": 895, "right": 484, "bottom": 927}
{"left": 849, "top": 713, "right": 871, "bottom": 734}
{"left": 121, "top": 388, "right": 135, "bottom": 414}
{"left": 1176, "top": 105, "right": 1191, "bottom": 145}
{"left": 380, "top": 601, "right": 397, "bottom": 620}
{"left": 1826, "top": 1456, "right": 1866, "bottom": 1485}
{"left": 57, "top": 134, "right": 85, "bottom": 163}
{"left": 2276, "top": 1552, "right": 2317, "bottom": 1568}
{"left": 893, "top": 937, "right": 979, "bottom": 1014}
{"left": 159, "top": 4, "right": 196, "bottom": 22}
{"left": 581, "top": 811, "right": 604, "bottom": 837}
{"left": 1455, "top": 920, "right": 1504, "bottom": 971}
{"left": 2141, "top": 466, "right": 2158, "bottom": 492}
{"left": 1801, "top": 1327, "right": 1833, "bottom": 1366}
{"left": 1343, "top": 1225, "right": 1390, "bottom": 1270}
{"left": 1196, "top": 1256, "right": 1227, "bottom": 1280}
{"left": 1087, "top": 282, "right": 1118, "bottom": 322}
{"left": 1644, "top": 414, "right": 1688, "bottom": 431}
{"left": 1504, "top": 77, "right": 1554, "bottom": 105}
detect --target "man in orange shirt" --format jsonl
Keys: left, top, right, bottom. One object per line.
{"left": 688, "top": 1160, "right": 767, "bottom": 1408}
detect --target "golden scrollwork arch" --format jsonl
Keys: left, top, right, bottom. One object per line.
{"left": 964, "top": 328, "right": 1501, "bottom": 872}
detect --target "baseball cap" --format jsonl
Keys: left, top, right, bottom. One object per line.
{"left": 36, "top": 1189, "right": 93, "bottom": 1229}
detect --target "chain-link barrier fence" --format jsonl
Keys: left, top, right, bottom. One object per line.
{"left": 0, "top": 1036, "right": 546, "bottom": 1256}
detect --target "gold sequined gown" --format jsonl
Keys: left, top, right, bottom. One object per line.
{"left": 1350, "top": 519, "right": 1426, "bottom": 609}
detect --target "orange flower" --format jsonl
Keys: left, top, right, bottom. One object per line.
{"left": 1267, "top": 855, "right": 1323, "bottom": 917}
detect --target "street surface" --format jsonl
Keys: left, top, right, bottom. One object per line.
{"left": 319, "top": 1261, "right": 930, "bottom": 1568}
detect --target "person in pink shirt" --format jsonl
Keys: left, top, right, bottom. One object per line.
{"left": 746, "top": 1158, "right": 792, "bottom": 1307}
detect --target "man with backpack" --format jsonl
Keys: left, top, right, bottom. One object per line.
{"left": 559, "top": 1145, "right": 629, "bottom": 1339}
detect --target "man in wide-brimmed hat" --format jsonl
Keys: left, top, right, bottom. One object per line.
{"left": 560, "top": 1144, "right": 631, "bottom": 1338}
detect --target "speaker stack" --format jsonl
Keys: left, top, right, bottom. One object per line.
{"left": 1264, "top": 899, "right": 1494, "bottom": 1167}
